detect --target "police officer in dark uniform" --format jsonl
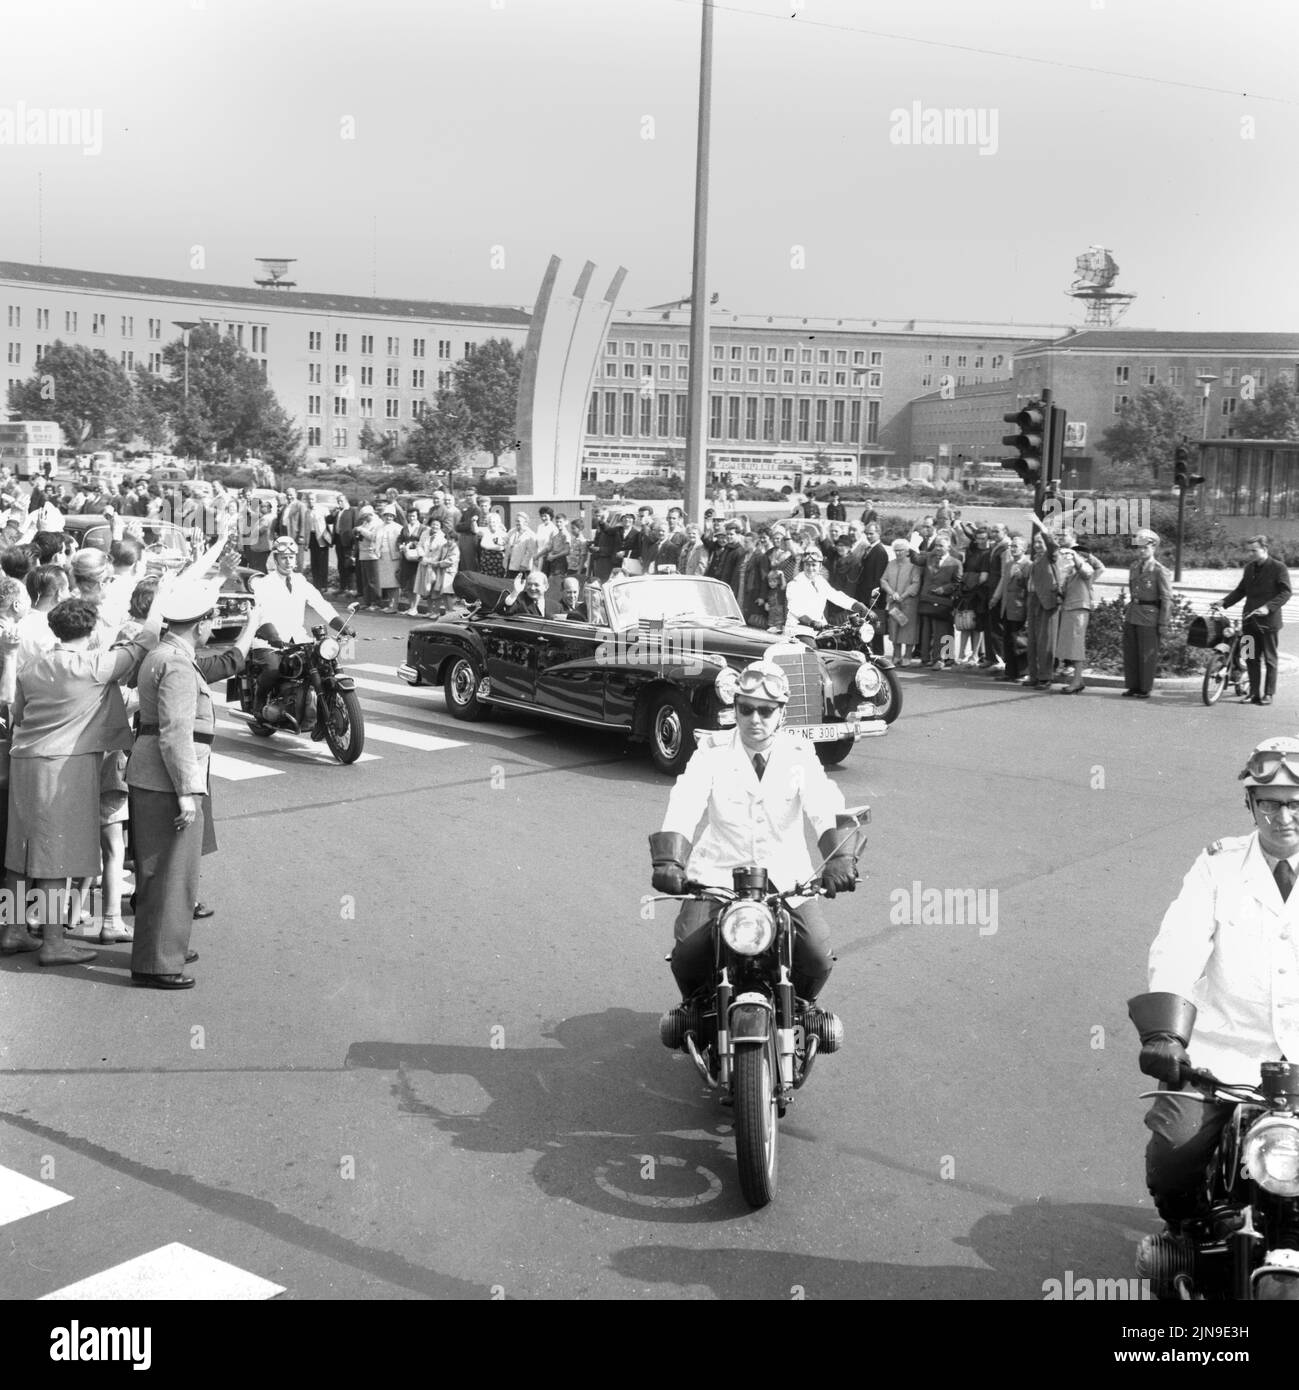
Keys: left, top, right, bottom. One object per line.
{"left": 1121, "top": 528, "right": 1173, "bottom": 699}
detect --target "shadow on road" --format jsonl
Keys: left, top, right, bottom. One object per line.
{"left": 345, "top": 1009, "right": 762, "bottom": 1223}
{"left": 609, "top": 1199, "right": 1160, "bottom": 1299}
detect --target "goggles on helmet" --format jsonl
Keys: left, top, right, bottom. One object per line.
{"left": 736, "top": 661, "right": 789, "bottom": 706}
{"left": 272, "top": 538, "right": 299, "bottom": 556}
{"left": 1240, "top": 741, "right": 1299, "bottom": 785}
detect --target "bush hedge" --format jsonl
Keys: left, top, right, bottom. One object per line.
{"left": 1083, "top": 593, "right": 1208, "bottom": 677}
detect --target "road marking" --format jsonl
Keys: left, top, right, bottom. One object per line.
{"left": 213, "top": 718, "right": 381, "bottom": 765}
{"left": 593, "top": 1156, "right": 723, "bottom": 1209}
{"left": 41, "top": 1242, "right": 285, "bottom": 1300}
{"left": 347, "top": 674, "right": 444, "bottom": 704}
{"left": 357, "top": 694, "right": 541, "bottom": 739}
{"left": 351, "top": 662, "right": 408, "bottom": 676}
{"left": 208, "top": 751, "right": 282, "bottom": 781}
{"left": 350, "top": 721, "right": 464, "bottom": 752}
{"left": 0, "top": 1165, "right": 73, "bottom": 1226}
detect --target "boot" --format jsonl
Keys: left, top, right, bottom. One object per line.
{"left": 38, "top": 922, "right": 96, "bottom": 967}
{"left": 1062, "top": 674, "right": 1085, "bottom": 694}
{"left": 0, "top": 924, "right": 42, "bottom": 955}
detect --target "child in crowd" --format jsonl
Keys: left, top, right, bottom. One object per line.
{"left": 757, "top": 570, "right": 787, "bottom": 632}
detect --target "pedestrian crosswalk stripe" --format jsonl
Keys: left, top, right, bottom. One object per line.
{"left": 0, "top": 1165, "right": 73, "bottom": 1227}
{"left": 208, "top": 751, "right": 282, "bottom": 781}
{"left": 347, "top": 673, "right": 444, "bottom": 704}
{"left": 357, "top": 693, "right": 541, "bottom": 739}
{"left": 351, "top": 662, "right": 408, "bottom": 676}
{"left": 41, "top": 1242, "right": 285, "bottom": 1301}
{"left": 212, "top": 718, "right": 382, "bottom": 765}
{"left": 211, "top": 703, "right": 461, "bottom": 754}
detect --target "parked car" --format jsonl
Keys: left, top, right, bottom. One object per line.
{"left": 398, "top": 572, "right": 890, "bottom": 774}
{"left": 301, "top": 487, "right": 347, "bottom": 513}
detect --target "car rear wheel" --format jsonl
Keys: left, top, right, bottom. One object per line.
{"left": 444, "top": 654, "right": 488, "bottom": 720}
{"left": 647, "top": 690, "right": 696, "bottom": 776}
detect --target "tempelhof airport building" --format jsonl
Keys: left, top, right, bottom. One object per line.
{"left": 1, "top": 259, "right": 1072, "bottom": 481}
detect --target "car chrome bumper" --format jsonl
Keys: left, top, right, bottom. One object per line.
{"left": 397, "top": 664, "right": 418, "bottom": 683}
{"left": 787, "top": 719, "right": 887, "bottom": 742}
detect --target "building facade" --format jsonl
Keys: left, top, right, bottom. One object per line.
{"left": 0, "top": 260, "right": 531, "bottom": 464}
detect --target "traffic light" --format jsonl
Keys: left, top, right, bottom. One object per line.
{"left": 1173, "top": 441, "right": 1204, "bottom": 490}
{"left": 1001, "top": 400, "right": 1046, "bottom": 487}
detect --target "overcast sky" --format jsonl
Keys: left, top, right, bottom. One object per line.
{"left": 1, "top": 0, "right": 1295, "bottom": 331}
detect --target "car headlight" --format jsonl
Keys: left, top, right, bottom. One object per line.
{"left": 719, "top": 902, "right": 776, "bottom": 956}
{"left": 714, "top": 665, "right": 739, "bottom": 705}
{"left": 318, "top": 637, "right": 341, "bottom": 661}
{"left": 854, "top": 664, "right": 882, "bottom": 697}
{"left": 1243, "top": 1116, "right": 1299, "bottom": 1196}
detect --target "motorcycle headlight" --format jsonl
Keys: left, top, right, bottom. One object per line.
{"left": 318, "top": 637, "right": 341, "bottom": 661}
{"left": 858, "top": 620, "right": 875, "bottom": 645}
{"left": 1243, "top": 1116, "right": 1299, "bottom": 1196}
{"left": 854, "top": 664, "right": 882, "bottom": 697}
{"left": 714, "top": 665, "right": 739, "bottom": 705}
{"left": 719, "top": 902, "right": 776, "bottom": 956}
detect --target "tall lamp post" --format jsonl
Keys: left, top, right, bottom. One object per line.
{"left": 852, "top": 366, "right": 869, "bottom": 484}
{"left": 173, "top": 321, "right": 201, "bottom": 479}
{"left": 1196, "top": 371, "right": 1218, "bottom": 440}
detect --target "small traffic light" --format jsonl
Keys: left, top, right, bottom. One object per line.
{"left": 1000, "top": 400, "right": 1045, "bottom": 487}
{"left": 1173, "top": 441, "right": 1204, "bottom": 490}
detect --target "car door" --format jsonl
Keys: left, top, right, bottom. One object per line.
{"left": 533, "top": 615, "right": 607, "bottom": 722}
{"left": 481, "top": 613, "right": 545, "bottom": 703}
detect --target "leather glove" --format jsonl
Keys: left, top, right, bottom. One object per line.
{"left": 817, "top": 817, "right": 862, "bottom": 898}
{"left": 1128, "top": 992, "right": 1197, "bottom": 1086}
{"left": 1138, "top": 1035, "right": 1191, "bottom": 1085}
{"left": 852, "top": 602, "right": 868, "bottom": 616}
{"left": 649, "top": 831, "right": 691, "bottom": 896}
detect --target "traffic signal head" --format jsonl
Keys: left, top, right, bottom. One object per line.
{"left": 1173, "top": 442, "right": 1204, "bottom": 490}
{"left": 1000, "top": 401, "right": 1045, "bottom": 487}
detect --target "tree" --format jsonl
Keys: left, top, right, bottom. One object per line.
{"left": 1098, "top": 384, "right": 1198, "bottom": 480}
{"left": 404, "top": 387, "right": 474, "bottom": 475}
{"left": 1234, "top": 377, "right": 1299, "bottom": 441}
{"left": 6, "top": 340, "right": 139, "bottom": 446}
{"left": 358, "top": 421, "right": 399, "bottom": 466}
{"left": 448, "top": 337, "right": 521, "bottom": 464}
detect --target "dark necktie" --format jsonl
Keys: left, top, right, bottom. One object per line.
{"left": 753, "top": 754, "right": 766, "bottom": 781}
{"left": 1277, "top": 859, "right": 1295, "bottom": 903}
{"left": 285, "top": 574, "right": 293, "bottom": 593}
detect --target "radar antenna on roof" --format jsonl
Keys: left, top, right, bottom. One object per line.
{"left": 1067, "top": 246, "right": 1134, "bottom": 328}
{"left": 254, "top": 257, "right": 297, "bottom": 290}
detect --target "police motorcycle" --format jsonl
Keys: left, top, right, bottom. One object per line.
{"left": 1133, "top": 1046, "right": 1299, "bottom": 1300}
{"left": 652, "top": 808, "right": 869, "bottom": 1209}
{"left": 228, "top": 603, "right": 365, "bottom": 764}
{"left": 789, "top": 586, "right": 902, "bottom": 725}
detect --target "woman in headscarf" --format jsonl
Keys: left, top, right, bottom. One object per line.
{"left": 916, "top": 530, "right": 963, "bottom": 669}
{"left": 477, "top": 509, "right": 508, "bottom": 577}
{"left": 880, "top": 538, "right": 920, "bottom": 664}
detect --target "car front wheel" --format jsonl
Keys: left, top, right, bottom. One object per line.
{"left": 647, "top": 690, "right": 696, "bottom": 776}
{"left": 444, "top": 654, "right": 489, "bottom": 720}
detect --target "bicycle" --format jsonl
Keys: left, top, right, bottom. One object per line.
{"left": 1199, "top": 605, "right": 1251, "bottom": 706}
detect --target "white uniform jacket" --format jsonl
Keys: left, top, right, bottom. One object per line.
{"left": 250, "top": 569, "right": 338, "bottom": 644}
{"left": 1148, "top": 831, "right": 1299, "bottom": 1082}
{"left": 659, "top": 728, "right": 845, "bottom": 896}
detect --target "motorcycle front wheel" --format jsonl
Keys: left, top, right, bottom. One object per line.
{"left": 321, "top": 688, "right": 366, "bottom": 764}
{"left": 875, "top": 664, "right": 903, "bottom": 724}
{"left": 1202, "top": 653, "right": 1229, "bottom": 706}
{"left": 734, "top": 1037, "right": 779, "bottom": 1208}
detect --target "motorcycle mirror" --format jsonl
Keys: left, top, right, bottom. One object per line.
{"left": 347, "top": 602, "right": 361, "bottom": 612}
{"left": 844, "top": 805, "right": 870, "bottom": 824}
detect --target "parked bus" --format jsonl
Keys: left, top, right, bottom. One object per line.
{"left": 0, "top": 420, "right": 64, "bottom": 480}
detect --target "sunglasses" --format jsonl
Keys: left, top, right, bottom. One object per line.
{"left": 1241, "top": 751, "right": 1299, "bottom": 783}
{"left": 736, "top": 701, "right": 779, "bottom": 719}
{"left": 1255, "top": 798, "right": 1299, "bottom": 822}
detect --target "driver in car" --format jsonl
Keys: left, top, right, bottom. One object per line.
{"left": 249, "top": 537, "right": 352, "bottom": 717}
{"left": 649, "top": 659, "right": 862, "bottom": 1049}
{"left": 786, "top": 548, "right": 867, "bottom": 630}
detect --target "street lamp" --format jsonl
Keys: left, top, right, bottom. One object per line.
{"left": 1195, "top": 371, "right": 1218, "bottom": 440}
{"left": 852, "top": 366, "right": 868, "bottom": 484}
{"left": 172, "top": 321, "right": 200, "bottom": 400}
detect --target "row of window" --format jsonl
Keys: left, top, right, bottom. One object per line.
{"left": 924, "top": 353, "right": 1006, "bottom": 369}
{"left": 585, "top": 390, "right": 881, "bottom": 446}
{"left": 306, "top": 426, "right": 397, "bottom": 450}
{"left": 602, "top": 361, "right": 886, "bottom": 389}
{"left": 1113, "top": 393, "right": 1245, "bottom": 416}
{"left": 306, "top": 330, "right": 469, "bottom": 359}
{"left": 306, "top": 397, "right": 435, "bottom": 420}
{"left": 4, "top": 306, "right": 275, "bottom": 352}
{"left": 606, "top": 340, "right": 887, "bottom": 368}
{"left": 1115, "top": 364, "right": 1274, "bottom": 388}
{"left": 306, "top": 363, "right": 452, "bottom": 391}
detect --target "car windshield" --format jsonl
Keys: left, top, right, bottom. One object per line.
{"left": 82, "top": 521, "right": 190, "bottom": 560}
{"left": 606, "top": 576, "right": 743, "bottom": 627}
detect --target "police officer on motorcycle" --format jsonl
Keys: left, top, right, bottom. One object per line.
{"left": 649, "top": 659, "right": 862, "bottom": 1043}
{"left": 249, "top": 537, "right": 354, "bottom": 718}
{"left": 1130, "top": 736, "right": 1299, "bottom": 1241}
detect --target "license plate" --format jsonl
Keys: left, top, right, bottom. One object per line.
{"left": 788, "top": 721, "right": 882, "bottom": 741}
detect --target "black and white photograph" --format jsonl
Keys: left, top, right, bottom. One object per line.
{"left": 1, "top": 0, "right": 1297, "bottom": 1342}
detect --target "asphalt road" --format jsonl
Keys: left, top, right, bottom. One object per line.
{"left": 3, "top": 614, "right": 1298, "bottom": 1302}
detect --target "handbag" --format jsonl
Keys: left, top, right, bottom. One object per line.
{"left": 402, "top": 541, "right": 423, "bottom": 561}
{"left": 954, "top": 608, "right": 977, "bottom": 631}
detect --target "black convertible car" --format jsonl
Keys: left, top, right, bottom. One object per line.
{"left": 398, "top": 572, "right": 889, "bottom": 774}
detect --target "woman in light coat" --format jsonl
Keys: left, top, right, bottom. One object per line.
{"left": 1049, "top": 526, "right": 1105, "bottom": 694}
{"left": 377, "top": 509, "right": 403, "bottom": 611}
{"left": 879, "top": 538, "right": 920, "bottom": 662}
{"left": 416, "top": 518, "right": 460, "bottom": 617}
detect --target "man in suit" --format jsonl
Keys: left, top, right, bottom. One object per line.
{"left": 705, "top": 521, "right": 745, "bottom": 598}
{"left": 1220, "top": 535, "right": 1292, "bottom": 706}
{"left": 558, "top": 575, "right": 588, "bottom": 621}
{"left": 127, "top": 576, "right": 231, "bottom": 989}
{"left": 853, "top": 522, "right": 891, "bottom": 653}
{"left": 496, "top": 569, "right": 557, "bottom": 618}
{"left": 824, "top": 490, "right": 847, "bottom": 522}
{"left": 1122, "top": 528, "right": 1173, "bottom": 699}
{"left": 649, "top": 660, "right": 861, "bottom": 1045}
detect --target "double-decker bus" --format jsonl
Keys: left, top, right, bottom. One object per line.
{"left": 580, "top": 445, "right": 676, "bottom": 484}
{"left": 0, "top": 420, "right": 64, "bottom": 480}
{"left": 707, "top": 451, "right": 857, "bottom": 492}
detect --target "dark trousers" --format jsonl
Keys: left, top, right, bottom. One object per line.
{"left": 1001, "top": 617, "right": 1025, "bottom": 680}
{"left": 358, "top": 559, "right": 382, "bottom": 605}
{"left": 129, "top": 787, "right": 201, "bottom": 976}
{"left": 1123, "top": 623, "right": 1159, "bottom": 694}
{"left": 1026, "top": 597, "right": 1058, "bottom": 682}
{"left": 984, "top": 605, "right": 1003, "bottom": 663}
{"left": 1243, "top": 618, "right": 1280, "bottom": 700}
{"left": 335, "top": 542, "right": 355, "bottom": 593}
{"left": 919, "top": 613, "right": 954, "bottom": 664}
{"left": 1144, "top": 1089, "right": 1234, "bottom": 1222}
{"left": 308, "top": 539, "right": 330, "bottom": 590}
{"left": 669, "top": 898, "right": 834, "bottom": 1002}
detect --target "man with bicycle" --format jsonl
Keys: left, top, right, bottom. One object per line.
{"left": 1129, "top": 737, "right": 1299, "bottom": 1238}
{"left": 1217, "top": 535, "right": 1291, "bottom": 706}
{"left": 648, "top": 659, "right": 861, "bottom": 1046}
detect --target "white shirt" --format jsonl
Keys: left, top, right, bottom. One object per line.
{"left": 250, "top": 568, "right": 338, "bottom": 644}
{"left": 659, "top": 728, "right": 845, "bottom": 897}
{"left": 15, "top": 610, "right": 55, "bottom": 668}
{"left": 1148, "top": 831, "right": 1299, "bottom": 1081}
{"left": 786, "top": 571, "right": 858, "bottom": 625}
